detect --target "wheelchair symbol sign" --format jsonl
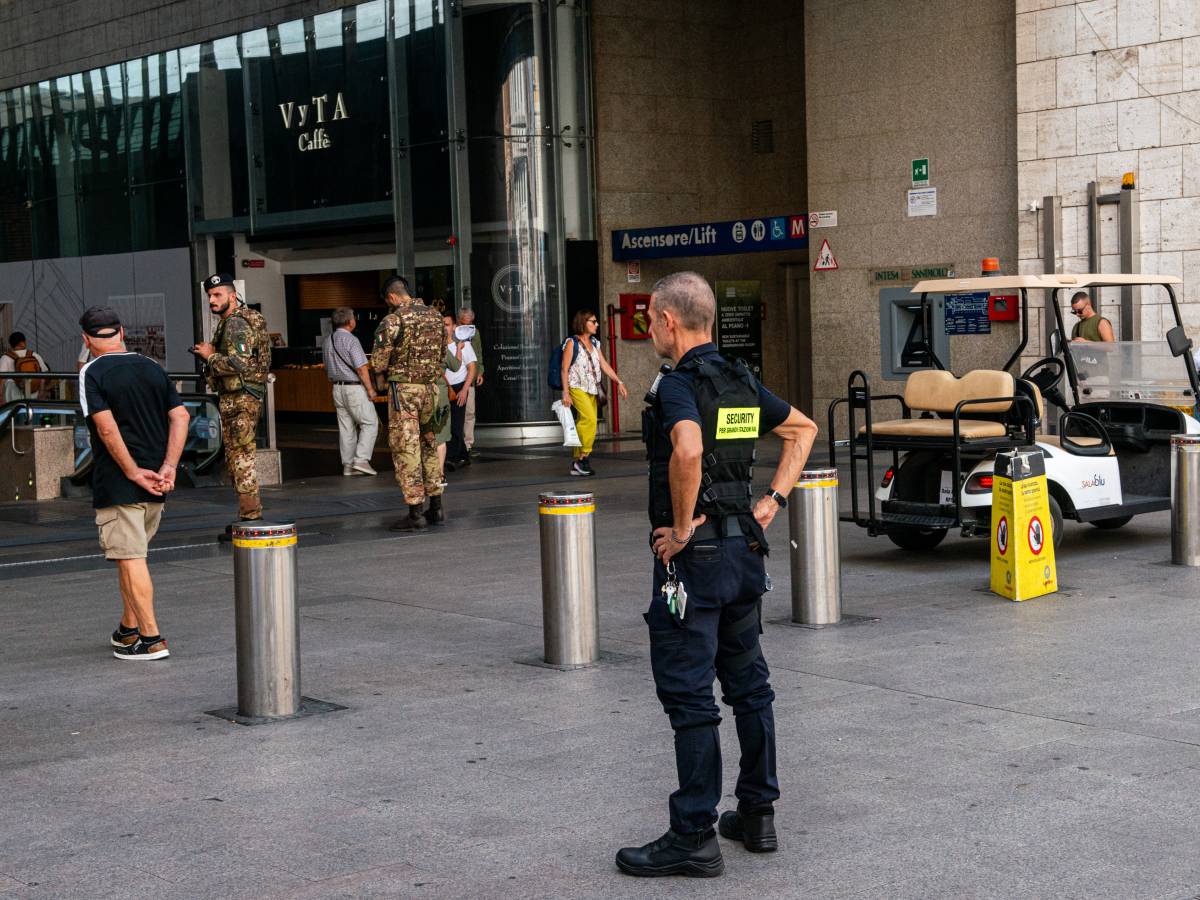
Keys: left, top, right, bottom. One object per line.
{"left": 1028, "top": 515, "right": 1045, "bottom": 555}
{"left": 996, "top": 515, "right": 1008, "bottom": 555}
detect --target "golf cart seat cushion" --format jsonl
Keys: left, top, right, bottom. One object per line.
{"left": 860, "top": 418, "right": 1008, "bottom": 439}
{"left": 856, "top": 369, "right": 1016, "bottom": 441}
{"left": 903, "top": 369, "right": 1015, "bottom": 414}
{"left": 1022, "top": 381, "right": 1046, "bottom": 422}
{"left": 1037, "top": 433, "right": 1114, "bottom": 454}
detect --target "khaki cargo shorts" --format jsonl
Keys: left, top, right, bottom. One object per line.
{"left": 95, "top": 503, "right": 164, "bottom": 560}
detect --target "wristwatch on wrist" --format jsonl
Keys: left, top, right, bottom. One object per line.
{"left": 765, "top": 488, "right": 788, "bottom": 509}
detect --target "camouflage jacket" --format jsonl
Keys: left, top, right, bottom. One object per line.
{"left": 370, "top": 301, "right": 444, "bottom": 384}
{"left": 207, "top": 305, "right": 272, "bottom": 399}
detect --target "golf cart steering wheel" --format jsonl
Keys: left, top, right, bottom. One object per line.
{"left": 1020, "top": 357, "right": 1065, "bottom": 395}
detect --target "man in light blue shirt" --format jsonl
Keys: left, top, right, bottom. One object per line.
{"left": 323, "top": 307, "right": 380, "bottom": 476}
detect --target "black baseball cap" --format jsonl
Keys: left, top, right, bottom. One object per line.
{"left": 204, "top": 273, "right": 236, "bottom": 291}
{"left": 79, "top": 306, "right": 121, "bottom": 338}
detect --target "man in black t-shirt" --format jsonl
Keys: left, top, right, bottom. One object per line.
{"left": 79, "top": 307, "right": 189, "bottom": 661}
{"left": 616, "top": 272, "right": 818, "bottom": 878}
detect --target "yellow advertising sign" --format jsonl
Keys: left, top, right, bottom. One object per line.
{"left": 990, "top": 449, "right": 1057, "bottom": 602}
{"left": 715, "top": 407, "right": 760, "bottom": 440}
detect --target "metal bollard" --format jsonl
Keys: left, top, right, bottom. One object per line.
{"left": 232, "top": 522, "right": 301, "bottom": 717}
{"left": 538, "top": 492, "right": 599, "bottom": 667}
{"left": 789, "top": 468, "right": 842, "bottom": 625}
{"left": 1172, "top": 435, "right": 1200, "bottom": 566}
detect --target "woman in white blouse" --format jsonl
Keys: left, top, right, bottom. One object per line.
{"left": 560, "top": 309, "right": 627, "bottom": 476}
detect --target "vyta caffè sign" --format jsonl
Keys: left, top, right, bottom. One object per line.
{"left": 278, "top": 92, "right": 350, "bottom": 152}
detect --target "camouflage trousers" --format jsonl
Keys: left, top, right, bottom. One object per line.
{"left": 219, "top": 393, "right": 262, "bottom": 513}
{"left": 388, "top": 382, "right": 442, "bottom": 505}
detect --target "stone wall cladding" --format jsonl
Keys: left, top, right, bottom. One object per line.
{"left": 804, "top": 0, "right": 1019, "bottom": 427}
{"left": 1017, "top": 0, "right": 1200, "bottom": 350}
{"left": 593, "top": 0, "right": 809, "bottom": 425}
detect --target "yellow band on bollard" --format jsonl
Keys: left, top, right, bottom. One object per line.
{"left": 539, "top": 505, "right": 596, "bottom": 515}
{"left": 232, "top": 535, "right": 298, "bottom": 548}
{"left": 796, "top": 479, "right": 838, "bottom": 489}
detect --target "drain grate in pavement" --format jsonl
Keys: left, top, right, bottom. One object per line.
{"left": 336, "top": 496, "right": 396, "bottom": 511}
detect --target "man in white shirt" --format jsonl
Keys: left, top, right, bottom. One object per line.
{"left": 444, "top": 323, "right": 477, "bottom": 469}
{"left": 457, "top": 310, "right": 484, "bottom": 456}
{"left": 1, "top": 332, "right": 48, "bottom": 403}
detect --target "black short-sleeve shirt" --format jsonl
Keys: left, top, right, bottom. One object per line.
{"left": 657, "top": 343, "right": 791, "bottom": 436}
{"left": 81, "top": 352, "right": 184, "bottom": 508}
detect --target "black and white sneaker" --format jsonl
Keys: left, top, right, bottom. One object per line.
{"left": 570, "top": 461, "right": 592, "bottom": 477}
{"left": 113, "top": 636, "right": 170, "bottom": 661}
{"left": 110, "top": 624, "right": 139, "bottom": 649}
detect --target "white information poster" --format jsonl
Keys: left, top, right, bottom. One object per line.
{"left": 907, "top": 188, "right": 937, "bottom": 217}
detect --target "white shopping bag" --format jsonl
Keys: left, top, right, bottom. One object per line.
{"left": 552, "top": 399, "right": 582, "bottom": 447}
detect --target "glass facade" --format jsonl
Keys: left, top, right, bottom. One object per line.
{"left": 0, "top": 0, "right": 595, "bottom": 423}
{"left": 0, "top": 58, "right": 193, "bottom": 371}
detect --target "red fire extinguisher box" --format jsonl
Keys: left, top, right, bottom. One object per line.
{"left": 619, "top": 293, "right": 651, "bottom": 339}
{"left": 989, "top": 294, "right": 1019, "bottom": 321}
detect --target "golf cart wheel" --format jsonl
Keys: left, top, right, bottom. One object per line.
{"left": 1049, "top": 495, "right": 1064, "bottom": 550}
{"left": 1090, "top": 514, "right": 1133, "bottom": 530}
{"left": 886, "top": 526, "right": 948, "bottom": 551}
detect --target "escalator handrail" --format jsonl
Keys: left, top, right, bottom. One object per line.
{"left": 0, "top": 395, "right": 224, "bottom": 478}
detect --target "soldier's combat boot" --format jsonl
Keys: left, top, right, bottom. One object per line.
{"left": 390, "top": 504, "right": 427, "bottom": 532}
{"left": 238, "top": 494, "right": 263, "bottom": 522}
{"left": 615, "top": 828, "right": 724, "bottom": 878}
{"left": 220, "top": 496, "right": 263, "bottom": 542}
{"left": 426, "top": 495, "right": 446, "bottom": 525}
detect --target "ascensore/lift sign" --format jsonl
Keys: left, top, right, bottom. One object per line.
{"left": 990, "top": 448, "right": 1058, "bottom": 602}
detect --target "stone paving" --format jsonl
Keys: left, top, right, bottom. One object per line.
{"left": 3, "top": 444, "right": 1200, "bottom": 898}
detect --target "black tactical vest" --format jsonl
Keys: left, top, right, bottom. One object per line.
{"left": 644, "top": 352, "right": 759, "bottom": 530}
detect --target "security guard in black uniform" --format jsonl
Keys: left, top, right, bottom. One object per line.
{"left": 616, "top": 271, "right": 818, "bottom": 879}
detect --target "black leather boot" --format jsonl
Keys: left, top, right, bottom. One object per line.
{"left": 718, "top": 806, "right": 777, "bottom": 852}
{"left": 426, "top": 494, "right": 445, "bottom": 525}
{"left": 615, "top": 828, "right": 724, "bottom": 878}
{"left": 390, "top": 504, "right": 427, "bottom": 532}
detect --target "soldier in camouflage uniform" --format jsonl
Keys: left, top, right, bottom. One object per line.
{"left": 369, "top": 275, "right": 446, "bottom": 532}
{"left": 192, "top": 273, "right": 272, "bottom": 535}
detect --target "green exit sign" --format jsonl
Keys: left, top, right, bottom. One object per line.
{"left": 912, "top": 157, "right": 930, "bottom": 187}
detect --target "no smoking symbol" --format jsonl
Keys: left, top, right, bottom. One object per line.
{"left": 1028, "top": 515, "right": 1045, "bottom": 555}
{"left": 996, "top": 516, "right": 1008, "bottom": 555}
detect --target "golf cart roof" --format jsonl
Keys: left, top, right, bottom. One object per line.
{"left": 911, "top": 275, "right": 1046, "bottom": 293}
{"left": 1038, "top": 273, "right": 1182, "bottom": 289}
{"left": 911, "top": 273, "right": 1183, "bottom": 293}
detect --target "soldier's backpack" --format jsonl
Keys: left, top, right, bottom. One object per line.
{"left": 391, "top": 304, "right": 445, "bottom": 383}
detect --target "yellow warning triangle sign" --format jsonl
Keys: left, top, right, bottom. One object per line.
{"left": 813, "top": 238, "right": 838, "bottom": 271}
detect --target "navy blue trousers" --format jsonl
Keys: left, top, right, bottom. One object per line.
{"left": 646, "top": 534, "right": 779, "bottom": 834}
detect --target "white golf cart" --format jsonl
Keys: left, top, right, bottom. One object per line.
{"left": 829, "top": 274, "right": 1200, "bottom": 550}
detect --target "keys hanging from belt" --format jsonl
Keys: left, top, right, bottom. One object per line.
{"left": 661, "top": 560, "right": 689, "bottom": 623}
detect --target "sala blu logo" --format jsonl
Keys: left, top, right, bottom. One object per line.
{"left": 1081, "top": 473, "right": 1106, "bottom": 489}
